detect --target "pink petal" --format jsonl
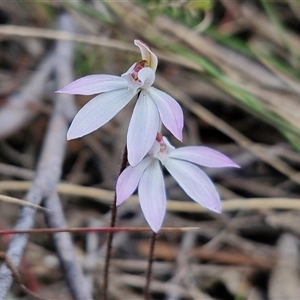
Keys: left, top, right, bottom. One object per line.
{"left": 116, "top": 157, "right": 153, "bottom": 206}
{"left": 138, "top": 160, "right": 166, "bottom": 232}
{"left": 134, "top": 40, "right": 158, "bottom": 72}
{"left": 169, "top": 146, "right": 240, "bottom": 168}
{"left": 149, "top": 87, "right": 183, "bottom": 141}
{"left": 164, "top": 159, "right": 221, "bottom": 213}
{"left": 67, "top": 88, "right": 135, "bottom": 140}
{"left": 56, "top": 75, "right": 127, "bottom": 95}
{"left": 127, "top": 90, "right": 160, "bottom": 166}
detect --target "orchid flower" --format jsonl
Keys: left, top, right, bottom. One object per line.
{"left": 116, "top": 134, "right": 239, "bottom": 232}
{"left": 56, "top": 40, "right": 183, "bottom": 166}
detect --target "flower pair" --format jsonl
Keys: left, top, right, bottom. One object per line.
{"left": 57, "top": 40, "right": 239, "bottom": 232}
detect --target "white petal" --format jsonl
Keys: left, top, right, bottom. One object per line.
{"left": 165, "top": 159, "right": 221, "bottom": 213}
{"left": 169, "top": 146, "right": 240, "bottom": 168}
{"left": 138, "top": 160, "right": 166, "bottom": 232}
{"left": 134, "top": 40, "right": 158, "bottom": 72}
{"left": 67, "top": 88, "right": 135, "bottom": 140}
{"left": 56, "top": 75, "right": 127, "bottom": 95}
{"left": 149, "top": 87, "right": 183, "bottom": 141}
{"left": 116, "top": 157, "right": 153, "bottom": 206}
{"left": 127, "top": 90, "right": 160, "bottom": 166}
{"left": 138, "top": 67, "right": 155, "bottom": 89}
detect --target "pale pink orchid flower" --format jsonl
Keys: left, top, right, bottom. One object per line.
{"left": 56, "top": 40, "right": 183, "bottom": 166}
{"left": 116, "top": 134, "right": 239, "bottom": 232}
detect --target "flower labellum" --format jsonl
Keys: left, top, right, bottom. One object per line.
{"left": 116, "top": 134, "right": 240, "bottom": 232}
{"left": 56, "top": 40, "right": 184, "bottom": 166}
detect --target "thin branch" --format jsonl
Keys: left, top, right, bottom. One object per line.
{"left": 0, "top": 79, "right": 66, "bottom": 298}
{"left": 45, "top": 192, "right": 92, "bottom": 300}
{"left": 0, "top": 12, "right": 87, "bottom": 300}
{"left": 42, "top": 13, "right": 92, "bottom": 300}
{"left": 0, "top": 252, "right": 46, "bottom": 300}
{"left": 2, "top": 180, "right": 300, "bottom": 212}
{"left": 0, "top": 227, "right": 199, "bottom": 235}
{"left": 0, "top": 25, "right": 202, "bottom": 72}
{"left": 0, "top": 194, "right": 47, "bottom": 210}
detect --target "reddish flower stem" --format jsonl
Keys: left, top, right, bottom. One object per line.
{"left": 0, "top": 227, "right": 196, "bottom": 235}
{"left": 144, "top": 231, "right": 157, "bottom": 300}
{"left": 103, "top": 145, "right": 128, "bottom": 300}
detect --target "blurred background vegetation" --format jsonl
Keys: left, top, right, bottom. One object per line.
{"left": 1, "top": 1, "right": 300, "bottom": 299}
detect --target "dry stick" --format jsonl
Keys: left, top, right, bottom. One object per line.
{"left": 0, "top": 87, "right": 64, "bottom": 296}
{"left": 0, "top": 252, "right": 46, "bottom": 300}
{"left": 0, "top": 227, "right": 198, "bottom": 235}
{"left": 103, "top": 146, "right": 128, "bottom": 300}
{"left": 0, "top": 61, "right": 64, "bottom": 299}
{"left": 2, "top": 181, "right": 300, "bottom": 212}
{"left": 145, "top": 232, "right": 157, "bottom": 300}
{"left": 0, "top": 12, "right": 82, "bottom": 300}
{"left": 165, "top": 232, "right": 208, "bottom": 300}
{"left": 0, "top": 25, "right": 202, "bottom": 73}
{"left": 166, "top": 232, "right": 194, "bottom": 300}
{"left": 43, "top": 13, "right": 92, "bottom": 300}
{"left": 0, "top": 162, "right": 35, "bottom": 180}
{"left": 45, "top": 192, "right": 92, "bottom": 300}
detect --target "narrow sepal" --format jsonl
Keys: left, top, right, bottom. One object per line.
{"left": 127, "top": 90, "right": 160, "bottom": 166}
{"left": 149, "top": 87, "right": 183, "bottom": 141}
{"left": 67, "top": 88, "right": 134, "bottom": 140}
{"left": 56, "top": 75, "right": 127, "bottom": 95}
{"left": 138, "top": 160, "right": 166, "bottom": 232}
{"left": 169, "top": 146, "right": 240, "bottom": 168}
{"left": 165, "top": 159, "right": 221, "bottom": 213}
{"left": 116, "top": 157, "right": 153, "bottom": 205}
